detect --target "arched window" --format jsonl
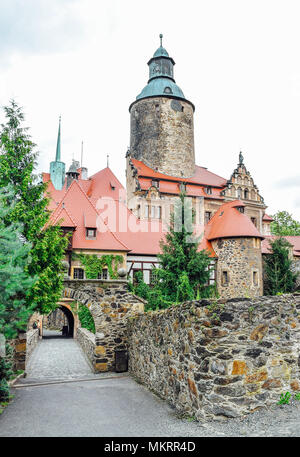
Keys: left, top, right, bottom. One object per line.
{"left": 237, "top": 187, "right": 242, "bottom": 198}
{"left": 244, "top": 189, "right": 249, "bottom": 199}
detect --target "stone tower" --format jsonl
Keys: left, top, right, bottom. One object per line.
{"left": 50, "top": 116, "right": 65, "bottom": 190}
{"left": 128, "top": 35, "right": 195, "bottom": 178}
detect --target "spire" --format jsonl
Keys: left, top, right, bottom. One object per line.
{"left": 160, "top": 33, "right": 163, "bottom": 47}
{"left": 50, "top": 116, "right": 65, "bottom": 190}
{"left": 55, "top": 116, "right": 61, "bottom": 162}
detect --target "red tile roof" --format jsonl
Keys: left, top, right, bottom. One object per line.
{"left": 205, "top": 200, "right": 264, "bottom": 241}
{"left": 50, "top": 206, "right": 76, "bottom": 228}
{"left": 262, "top": 236, "right": 300, "bottom": 257}
{"left": 263, "top": 213, "right": 274, "bottom": 222}
{"left": 47, "top": 179, "right": 130, "bottom": 252}
{"left": 131, "top": 159, "right": 227, "bottom": 188}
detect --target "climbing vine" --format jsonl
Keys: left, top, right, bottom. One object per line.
{"left": 78, "top": 304, "right": 96, "bottom": 334}
{"left": 73, "top": 253, "right": 124, "bottom": 279}
{"left": 70, "top": 301, "right": 96, "bottom": 334}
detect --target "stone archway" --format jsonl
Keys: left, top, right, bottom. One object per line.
{"left": 42, "top": 300, "right": 79, "bottom": 339}
{"left": 63, "top": 280, "right": 145, "bottom": 372}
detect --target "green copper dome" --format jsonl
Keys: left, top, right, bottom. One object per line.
{"left": 132, "top": 34, "right": 194, "bottom": 109}
{"left": 136, "top": 78, "right": 185, "bottom": 100}
{"left": 153, "top": 45, "right": 169, "bottom": 58}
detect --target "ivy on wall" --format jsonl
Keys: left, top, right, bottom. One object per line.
{"left": 73, "top": 253, "right": 124, "bottom": 279}
{"left": 70, "top": 301, "right": 96, "bottom": 334}
{"left": 78, "top": 304, "right": 96, "bottom": 334}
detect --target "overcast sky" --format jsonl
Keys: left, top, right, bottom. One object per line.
{"left": 0, "top": 0, "right": 299, "bottom": 219}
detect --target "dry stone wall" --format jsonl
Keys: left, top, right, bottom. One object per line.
{"left": 127, "top": 293, "right": 300, "bottom": 420}
{"left": 76, "top": 327, "right": 96, "bottom": 370}
{"left": 26, "top": 329, "right": 39, "bottom": 361}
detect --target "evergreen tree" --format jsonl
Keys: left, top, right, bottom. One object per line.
{"left": 156, "top": 192, "right": 212, "bottom": 302}
{"left": 176, "top": 272, "right": 195, "bottom": 302}
{"left": 264, "top": 237, "right": 297, "bottom": 295}
{"left": 0, "top": 100, "right": 69, "bottom": 315}
{"left": 0, "top": 186, "right": 34, "bottom": 338}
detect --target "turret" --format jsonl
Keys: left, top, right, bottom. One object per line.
{"left": 66, "top": 159, "right": 80, "bottom": 189}
{"left": 128, "top": 35, "right": 195, "bottom": 178}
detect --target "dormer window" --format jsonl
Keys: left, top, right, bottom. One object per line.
{"left": 86, "top": 228, "right": 96, "bottom": 239}
{"left": 205, "top": 186, "right": 212, "bottom": 195}
{"left": 164, "top": 86, "right": 172, "bottom": 94}
{"left": 236, "top": 206, "right": 244, "bottom": 214}
{"left": 151, "top": 180, "right": 159, "bottom": 189}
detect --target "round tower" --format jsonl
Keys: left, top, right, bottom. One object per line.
{"left": 129, "top": 35, "right": 195, "bottom": 178}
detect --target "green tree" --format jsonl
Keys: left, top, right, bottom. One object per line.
{"left": 270, "top": 211, "right": 300, "bottom": 236}
{"left": 131, "top": 193, "right": 214, "bottom": 310}
{"left": 27, "top": 225, "right": 70, "bottom": 314}
{"left": 156, "top": 193, "right": 212, "bottom": 303}
{"left": 0, "top": 100, "right": 69, "bottom": 315}
{"left": 0, "top": 186, "right": 35, "bottom": 339}
{"left": 176, "top": 272, "right": 195, "bottom": 302}
{"left": 264, "top": 237, "right": 297, "bottom": 295}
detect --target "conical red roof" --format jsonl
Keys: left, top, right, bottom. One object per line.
{"left": 205, "top": 200, "right": 264, "bottom": 241}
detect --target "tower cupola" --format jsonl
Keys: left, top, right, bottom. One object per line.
{"left": 66, "top": 159, "right": 80, "bottom": 188}
{"left": 128, "top": 35, "right": 195, "bottom": 178}
{"left": 133, "top": 34, "right": 193, "bottom": 107}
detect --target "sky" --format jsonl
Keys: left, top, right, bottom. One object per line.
{"left": 0, "top": 0, "right": 299, "bottom": 219}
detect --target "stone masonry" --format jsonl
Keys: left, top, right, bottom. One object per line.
{"left": 129, "top": 97, "right": 195, "bottom": 178}
{"left": 212, "top": 237, "right": 263, "bottom": 299}
{"left": 63, "top": 279, "right": 144, "bottom": 372}
{"left": 127, "top": 293, "right": 300, "bottom": 420}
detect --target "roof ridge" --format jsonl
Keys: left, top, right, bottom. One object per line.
{"left": 52, "top": 205, "right": 77, "bottom": 227}
{"left": 89, "top": 167, "right": 125, "bottom": 190}
{"left": 132, "top": 158, "right": 227, "bottom": 186}
{"left": 72, "top": 179, "right": 130, "bottom": 251}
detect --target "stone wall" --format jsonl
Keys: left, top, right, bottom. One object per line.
{"left": 43, "top": 308, "right": 67, "bottom": 330}
{"left": 127, "top": 293, "right": 300, "bottom": 420}
{"left": 26, "top": 329, "right": 39, "bottom": 362}
{"left": 129, "top": 97, "right": 195, "bottom": 178}
{"left": 12, "top": 332, "right": 27, "bottom": 371}
{"left": 63, "top": 280, "right": 144, "bottom": 372}
{"left": 76, "top": 327, "right": 96, "bottom": 370}
{"left": 212, "top": 237, "right": 263, "bottom": 299}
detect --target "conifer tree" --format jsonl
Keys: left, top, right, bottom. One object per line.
{"left": 0, "top": 186, "right": 34, "bottom": 338}
{"left": 0, "top": 100, "right": 68, "bottom": 315}
{"left": 264, "top": 237, "right": 297, "bottom": 295}
{"left": 156, "top": 192, "right": 212, "bottom": 303}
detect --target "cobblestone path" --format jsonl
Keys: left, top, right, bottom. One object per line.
{"left": 25, "top": 330, "right": 98, "bottom": 382}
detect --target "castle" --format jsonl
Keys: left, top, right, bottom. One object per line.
{"left": 43, "top": 36, "right": 300, "bottom": 299}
